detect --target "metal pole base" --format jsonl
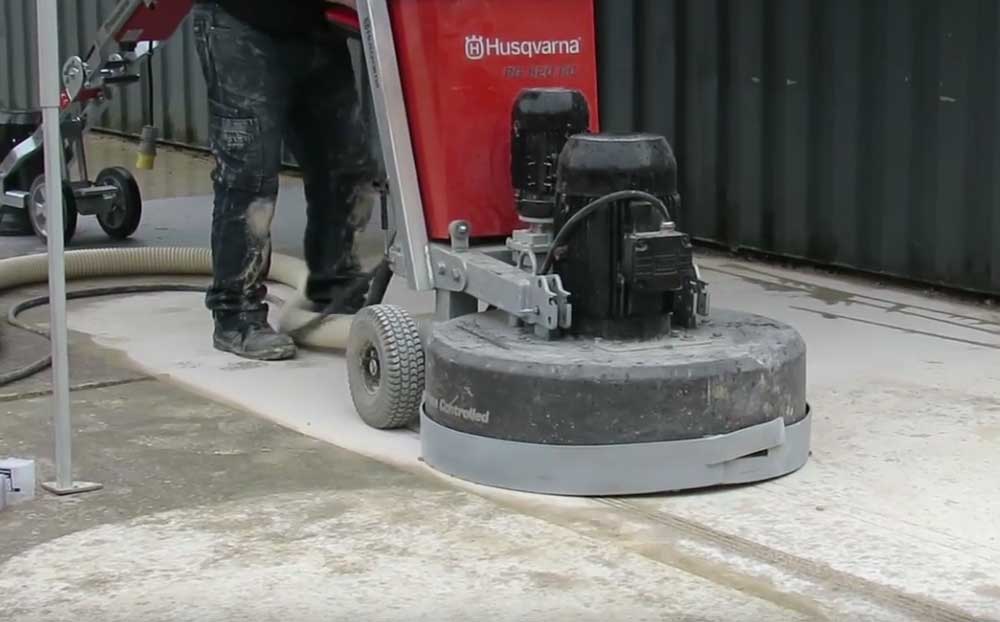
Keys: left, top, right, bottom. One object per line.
{"left": 41, "top": 481, "right": 103, "bottom": 496}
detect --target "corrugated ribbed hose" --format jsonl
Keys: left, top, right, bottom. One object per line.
{"left": 0, "top": 246, "right": 354, "bottom": 359}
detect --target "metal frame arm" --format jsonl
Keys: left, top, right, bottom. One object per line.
{"left": 429, "top": 245, "right": 572, "bottom": 334}
{"left": 356, "top": 0, "right": 433, "bottom": 291}
{"left": 2, "top": 1, "right": 168, "bottom": 181}
{"left": 85, "top": 0, "right": 162, "bottom": 69}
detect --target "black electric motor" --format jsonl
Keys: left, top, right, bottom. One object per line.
{"left": 551, "top": 133, "right": 704, "bottom": 339}
{"left": 507, "top": 88, "right": 705, "bottom": 340}
{"left": 510, "top": 88, "right": 590, "bottom": 221}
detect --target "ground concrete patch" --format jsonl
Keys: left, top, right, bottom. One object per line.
{"left": 0, "top": 364, "right": 807, "bottom": 621}
{"left": 2, "top": 487, "right": 809, "bottom": 622}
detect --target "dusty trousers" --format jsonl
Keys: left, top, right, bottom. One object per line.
{"left": 192, "top": 3, "right": 377, "bottom": 322}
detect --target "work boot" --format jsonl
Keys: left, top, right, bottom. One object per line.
{"left": 213, "top": 311, "right": 297, "bottom": 361}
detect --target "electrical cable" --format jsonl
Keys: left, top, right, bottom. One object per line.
{"left": 1, "top": 283, "right": 206, "bottom": 388}
{"left": 538, "top": 190, "right": 673, "bottom": 275}
{"left": 284, "top": 261, "right": 388, "bottom": 341}
{"left": 146, "top": 47, "right": 154, "bottom": 124}
{"left": 0, "top": 256, "right": 394, "bottom": 387}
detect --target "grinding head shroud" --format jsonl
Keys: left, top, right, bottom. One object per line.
{"left": 424, "top": 309, "right": 807, "bottom": 445}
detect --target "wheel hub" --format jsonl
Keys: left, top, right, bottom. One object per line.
{"left": 361, "top": 344, "right": 381, "bottom": 393}
{"left": 99, "top": 177, "right": 126, "bottom": 229}
{"left": 29, "top": 183, "right": 48, "bottom": 235}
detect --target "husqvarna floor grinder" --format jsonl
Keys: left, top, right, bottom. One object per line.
{"left": 346, "top": 0, "right": 812, "bottom": 495}
{"left": 6, "top": 0, "right": 812, "bottom": 497}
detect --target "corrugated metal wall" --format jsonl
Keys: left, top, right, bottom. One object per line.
{"left": 2, "top": 1, "right": 998, "bottom": 294}
{"left": 0, "top": 0, "right": 208, "bottom": 146}
{"left": 599, "top": 0, "right": 1000, "bottom": 295}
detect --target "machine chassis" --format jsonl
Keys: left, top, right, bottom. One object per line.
{"left": 0, "top": 1, "right": 154, "bottom": 241}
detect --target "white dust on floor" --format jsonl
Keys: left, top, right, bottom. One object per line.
{"left": 66, "top": 285, "right": 424, "bottom": 469}
{"left": 1, "top": 487, "right": 810, "bottom": 622}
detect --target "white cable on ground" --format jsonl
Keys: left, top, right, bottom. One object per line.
{"left": 0, "top": 246, "right": 354, "bottom": 350}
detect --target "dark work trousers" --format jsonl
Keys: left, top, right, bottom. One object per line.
{"left": 192, "top": 3, "right": 376, "bottom": 323}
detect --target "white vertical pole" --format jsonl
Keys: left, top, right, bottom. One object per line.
{"left": 37, "top": 0, "right": 101, "bottom": 496}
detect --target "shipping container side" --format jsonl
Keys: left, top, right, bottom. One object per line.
{"left": 2, "top": 0, "right": 997, "bottom": 294}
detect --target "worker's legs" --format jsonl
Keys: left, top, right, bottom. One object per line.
{"left": 192, "top": 3, "right": 296, "bottom": 359}
{"left": 285, "top": 31, "right": 378, "bottom": 312}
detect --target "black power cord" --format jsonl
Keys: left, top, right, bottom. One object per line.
{"left": 538, "top": 190, "right": 674, "bottom": 275}
{"left": 146, "top": 46, "right": 155, "bottom": 125}
{"left": 284, "top": 257, "right": 393, "bottom": 341}
{"left": 0, "top": 255, "right": 396, "bottom": 387}
{"left": 0, "top": 283, "right": 206, "bottom": 388}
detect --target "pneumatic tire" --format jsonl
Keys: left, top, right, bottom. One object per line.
{"left": 347, "top": 304, "right": 425, "bottom": 430}
{"left": 28, "top": 174, "right": 77, "bottom": 244}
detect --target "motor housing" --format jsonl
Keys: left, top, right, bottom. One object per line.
{"left": 552, "top": 133, "right": 704, "bottom": 339}
{"left": 510, "top": 89, "right": 590, "bottom": 222}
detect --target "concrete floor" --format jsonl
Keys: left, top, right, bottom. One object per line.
{"left": 4, "top": 336, "right": 791, "bottom": 621}
{"left": 1, "top": 134, "right": 999, "bottom": 621}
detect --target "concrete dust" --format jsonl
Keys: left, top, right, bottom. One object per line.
{"left": 1, "top": 488, "right": 805, "bottom": 622}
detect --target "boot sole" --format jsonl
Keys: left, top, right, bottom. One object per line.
{"left": 213, "top": 339, "right": 297, "bottom": 362}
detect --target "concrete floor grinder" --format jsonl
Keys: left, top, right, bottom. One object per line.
{"left": 348, "top": 0, "right": 812, "bottom": 495}
{"left": 1, "top": 0, "right": 812, "bottom": 497}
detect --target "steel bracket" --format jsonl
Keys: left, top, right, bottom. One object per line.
{"left": 429, "top": 244, "right": 572, "bottom": 333}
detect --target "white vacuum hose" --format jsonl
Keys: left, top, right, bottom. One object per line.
{"left": 0, "top": 246, "right": 354, "bottom": 350}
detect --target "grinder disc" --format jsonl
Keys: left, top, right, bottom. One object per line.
{"left": 420, "top": 308, "right": 812, "bottom": 496}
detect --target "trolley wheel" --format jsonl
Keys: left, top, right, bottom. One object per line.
{"left": 95, "top": 166, "right": 142, "bottom": 239}
{"left": 28, "top": 175, "right": 78, "bottom": 244}
{"left": 347, "top": 304, "right": 425, "bottom": 430}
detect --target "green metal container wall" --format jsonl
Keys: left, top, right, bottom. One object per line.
{"left": 2, "top": 0, "right": 998, "bottom": 294}
{"left": 0, "top": 0, "right": 209, "bottom": 146}
{"left": 598, "top": 0, "right": 1000, "bottom": 295}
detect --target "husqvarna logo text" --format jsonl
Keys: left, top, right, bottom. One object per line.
{"left": 464, "top": 35, "right": 583, "bottom": 61}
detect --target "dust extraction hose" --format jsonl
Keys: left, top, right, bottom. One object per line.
{"left": 0, "top": 247, "right": 355, "bottom": 386}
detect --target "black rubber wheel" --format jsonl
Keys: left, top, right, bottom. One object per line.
{"left": 95, "top": 166, "right": 142, "bottom": 239}
{"left": 347, "top": 304, "right": 425, "bottom": 430}
{"left": 27, "top": 174, "right": 77, "bottom": 244}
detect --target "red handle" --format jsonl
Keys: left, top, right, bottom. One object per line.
{"left": 325, "top": 6, "right": 361, "bottom": 32}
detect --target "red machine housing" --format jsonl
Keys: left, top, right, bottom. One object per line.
{"left": 115, "top": 0, "right": 194, "bottom": 43}
{"left": 389, "top": 0, "right": 600, "bottom": 241}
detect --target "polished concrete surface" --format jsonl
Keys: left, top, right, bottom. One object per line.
{"left": 1, "top": 134, "right": 999, "bottom": 621}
